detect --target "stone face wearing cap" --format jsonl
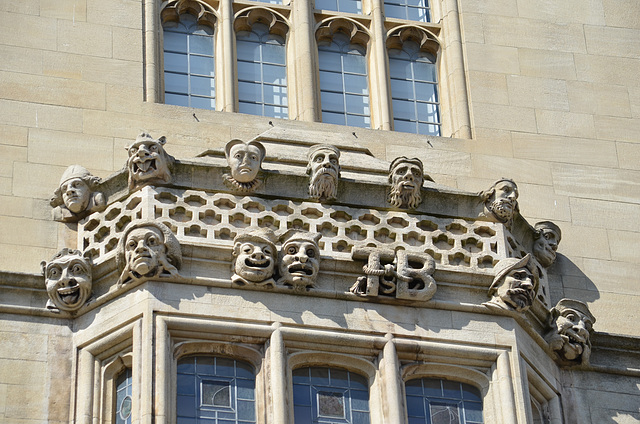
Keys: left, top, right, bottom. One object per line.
{"left": 231, "top": 228, "right": 277, "bottom": 286}
{"left": 387, "top": 157, "right": 425, "bottom": 209}
{"left": 50, "top": 165, "right": 106, "bottom": 222}
{"left": 485, "top": 253, "right": 539, "bottom": 313}
{"left": 126, "top": 132, "right": 174, "bottom": 191}
{"left": 277, "top": 230, "right": 322, "bottom": 290}
{"left": 545, "top": 298, "right": 595, "bottom": 365}
{"left": 307, "top": 144, "right": 340, "bottom": 201}
{"left": 223, "top": 139, "right": 266, "bottom": 193}
{"left": 533, "top": 221, "right": 562, "bottom": 267}
{"left": 479, "top": 178, "right": 519, "bottom": 228}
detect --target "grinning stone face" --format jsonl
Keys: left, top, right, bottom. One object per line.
{"left": 126, "top": 138, "right": 171, "bottom": 189}
{"left": 233, "top": 241, "right": 276, "bottom": 284}
{"left": 43, "top": 250, "right": 92, "bottom": 312}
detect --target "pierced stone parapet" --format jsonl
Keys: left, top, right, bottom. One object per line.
{"left": 80, "top": 187, "right": 513, "bottom": 274}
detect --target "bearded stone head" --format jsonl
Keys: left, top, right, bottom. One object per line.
{"left": 50, "top": 165, "right": 106, "bottom": 222}
{"left": 533, "top": 221, "right": 562, "bottom": 267}
{"left": 116, "top": 221, "right": 182, "bottom": 286}
{"left": 277, "top": 230, "right": 321, "bottom": 290}
{"left": 486, "top": 254, "right": 539, "bottom": 313}
{"left": 223, "top": 139, "right": 266, "bottom": 193}
{"left": 387, "top": 157, "right": 424, "bottom": 209}
{"left": 545, "top": 299, "right": 595, "bottom": 365}
{"left": 307, "top": 144, "right": 341, "bottom": 201}
{"left": 479, "top": 179, "right": 519, "bottom": 226}
{"left": 125, "top": 133, "right": 174, "bottom": 191}
{"left": 41, "top": 248, "right": 92, "bottom": 312}
{"left": 231, "top": 228, "right": 277, "bottom": 286}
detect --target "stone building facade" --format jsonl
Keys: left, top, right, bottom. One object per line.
{"left": 0, "top": 0, "right": 639, "bottom": 423}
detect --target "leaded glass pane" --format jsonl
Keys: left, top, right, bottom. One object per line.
{"left": 384, "top": 0, "right": 431, "bottom": 22}
{"left": 115, "top": 368, "right": 133, "bottom": 424}
{"left": 405, "top": 379, "right": 483, "bottom": 424}
{"left": 293, "top": 367, "right": 370, "bottom": 424}
{"left": 177, "top": 356, "right": 256, "bottom": 424}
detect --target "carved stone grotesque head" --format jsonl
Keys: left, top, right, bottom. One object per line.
{"left": 116, "top": 221, "right": 182, "bottom": 286}
{"left": 486, "top": 254, "right": 539, "bottom": 313}
{"left": 387, "top": 157, "right": 424, "bottom": 209}
{"left": 277, "top": 230, "right": 321, "bottom": 290}
{"left": 307, "top": 144, "right": 340, "bottom": 201}
{"left": 545, "top": 299, "right": 595, "bottom": 365}
{"left": 231, "top": 228, "right": 277, "bottom": 286}
{"left": 223, "top": 139, "right": 266, "bottom": 192}
{"left": 533, "top": 221, "right": 562, "bottom": 267}
{"left": 479, "top": 179, "right": 519, "bottom": 226}
{"left": 41, "top": 248, "right": 92, "bottom": 312}
{"left": 126, "top": 133, "right": 174, "bottom": 191}
{"left": 50, "top": 165, "right": 106, "bottom": 222}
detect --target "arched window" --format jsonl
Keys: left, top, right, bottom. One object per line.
{"left": 292, "top": 366, "right": 370, "bottom": 424}
{"left": 236, "top": 21, "right": 288, "bottom": 119}
{"left": 163, "top": 13, "right": 216, "bottom": 109}
{"left": 114, "top": 368, "right": 133, "bottom": 424}
{"left": 405, "top": 378, "right": 483, "bottom": 424}
{"left": 384, "top": 0, "right": 431, "bottom": 22}
{"left": 176, "top": 356, "right": 256, "bottom": 423}
{"left": 388, "top": 37, "right": 440, "bottom": 136}
{"left": 318, "top": 31, "right": 370, "bottom": 128}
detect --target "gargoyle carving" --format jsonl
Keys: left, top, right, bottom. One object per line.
{"left": 350, "top": 248, "right": 436, "bottom": 301}
{"left": 116, "top": 221, "right": 182, "bottom": 286}
{"left": 545, "top": 299, "right": 595, "bottom": 366}
{"left": 41, "top": 248, "right": 93, "bottom": 312}
{"left": 50, "top": 165, "right": 106, "bottom": 222}
{"left": 223, "top": 139, "right": 266, "bottom": 193}
{"left": 276, "top": 230, "right": 321, "bottom": 290}
{"left": 231, "top": 228, "right": 277, "bottom": 286}
{"left": 126, "top": 132, "right": 174, "bottom": 191}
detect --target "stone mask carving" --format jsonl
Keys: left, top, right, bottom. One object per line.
{"left": 350, "top": 248, "right": 436, "bottom": 301}
{"left": 545, "top": 299, "right": 595, "bottom": 365}
{"left": 116, "top": 221, "right": 182, "bottom": 286}
{"left": 307, "top": 144, "right": 340, "bottom": 201}
{"left": 533, "top": 221, "right": 562, "bottom": 267}
{"left": 231, "top": 228, "right": 277, "bottom": 286}
{"left": 126, "top": 132, "right": 174, "bottom": 191}
{"left": 223, "top": 139, "right": 266, "bottom": 193}
{"left": 485, "top": 254, "right": 539, "bottom": 313}
{"left": 50, "top": 165, "right": 106, "bottom": 222}
{"left": 41, "top": 248, "right": 92, "bottom": 312}
{"left": 479, "top": 178, "right": 519, "bottom": 227}
{"left": 277, "top": 230, "right": 321, "bottom": 290}
{"left": 387, "top": 157, "right": 424, "bottom": 209}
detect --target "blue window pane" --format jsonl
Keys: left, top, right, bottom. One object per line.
{"left": 238, "top": 62, "right": 261, "bottom": 82}
{"left": 423, "top": 379, "right": 441, "bottom": 397}
{"left": 319, "top": 51, "right": 343, "bottom": 72}
{"left": 418, "top": 122, "right": 439, "bottom": 136}
{"left": 237, "top": 41, "right": 260, "bottom": 62}
{"left": 321, "top": 91, "right": 346, "bottom": 113}
{"left": 191, "top": 55, "right": 215, "bottom": 76}
{"left": 464, "top": 402, "right": 483, "bottom": 422}
{"left": 178, "top": 374, "right": 196, "bottom": 396}
{"left": 165, "top": 72, "right": 188, "bottom": 93}
{"left": 394, "top": 119, "right": 417, "bottom": 133}
{"left": 350, "top": 389, "right": 369, "bottom": 411}
{"left": 164, "top": 52, "right": 188, "bottom": 73}
{"left": 414, "top": 61, "right": 437, "bottom": 81}
{"left": 262, "top": 64, "right": 286, "bottom": 85}
{"left": 263, "top": 85, "right": 288, "bottom": 106}
{"left": 415, "top": 82, "right": 437, "bottom": 102}
{"left": 237, "top": 379, "right": 255, "bottom": 401}
{"left": 344, "top": 74, "right": 368, "bottom": 95}
{"left": 340, "top": 0, "right": 362, "bottom": 14}
{"left": 262, "top": 43, "right": 286, "bottom": 65}
{"left": 177, "top": 395, "right": 197, "bottom": 418}
{"left": 393, "top": 99, "right": 415, "bottom": 120}
{"left": 164, "top": 31, "right": 187, "bottom": 52}
{"left": 346, "top": 114, "right": 369, "bottom": 128}
{"left": 462, "top": 385, "right": 482, "bottom": 402}
{"left": 237, "top": 400, "right": 255, "bottom": 421}
{"left": 293, "top": 368, "right": 310, "bottom": 384}
{"left": 349, "top": 373, "right": 368, "bottom": 391}
{"left": 239, "top": 81, "right": 263, "bottom": 102}
{"left": 391, "top": 78, "right": 414, "bottom": 100}
{"left": 190, "top": 33, "right": 214, "bottom": 55}
{"left": 236, "top": 362, "right": 254, "bottom": 379}
{"left": 319, "top": 70, "right": 344, "bottom": 92}
{"left": 389, "top": 59, "right": 412, "bottom": 79}
{"left": 293, "top": 384, "right": 312, "bottom": 405}
{"left": 406, "top": 395, "right": 425, "bottom": 417}
{"left": 294, "top": 405, "right": 313, "bottom": 422}
{"left": 405, "top": 379, "right": 423, "bottom": 395}
{"left": 416, "top": 102, "right": 438, "bottom": 122}
{"left": 352, "top": 411, "right": 370, "bottom": 424}
{"left": 330, "top": 369, "right": 350, "bottom": 388}
{"left": 323, "top": 111, "right": 347, "bottom": 125}
{"left": 239, "top": 102, "right": 263, "bottom": 115}
{"left": 263, "top": 105, "right": 289, "bottom": 119}
{"left": 310, "top": 367, "right": 330, "bottom": 385}
{"left": 190, "top": 96, "right": 215, "bottom": 109}
{"left": 315, "top": 0, "right": 338, "bottom": 10}
{"left": 385, "top": 3, "right": 405, "bottom": 19}
{"left": 190, "top": 75, "right": 215, "bottom": 97}
{"left": 346, "top": 94, "right": 369, "bottom": 115}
